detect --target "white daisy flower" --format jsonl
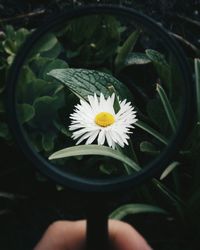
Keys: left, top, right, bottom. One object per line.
{"left": 69, "top": 93, "right": 137, "bottom": 149}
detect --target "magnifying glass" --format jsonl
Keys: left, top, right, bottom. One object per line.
{"left": 5, "top": 5, "right": 192, "bottom": 250}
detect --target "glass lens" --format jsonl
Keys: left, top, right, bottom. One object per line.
{"left": 14, "top": 12, "right": 186, "bottom": 183}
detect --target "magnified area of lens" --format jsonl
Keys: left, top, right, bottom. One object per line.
{"left": 15, "top": 13, "right": 185, "bottom": 180}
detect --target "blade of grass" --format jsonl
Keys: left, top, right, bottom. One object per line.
{"left": 109, "top": 203, "right": 167, "bottom": 220}
{"left": 135, "top": 120, "right": 168, "bottom": 145}
{"left": 49, "top": 145, "right": 141, "bottom": 172}
{"left": 160, "top": 161, "right": 180, "bottom": 180}
{"left": 152, "top": 178, "right": 185, "bottom": 223}
{"left": 156, "top": 84, "right": 178, "bottom": 133}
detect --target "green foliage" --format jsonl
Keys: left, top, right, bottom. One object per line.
{"left": 109, "top": 203, "right": 167, "bottom": 220}
{"left": 47, "top": 68, "right": 132, "bottom": 101}
{"left": 0, "top": 16, "right": 200, "bottom": 249}
{"left": 156, "top": 84, "right": 178, "bottom": 133}
{"left": 146, "top": 49, "right": 171, "bottom": 87}
{"left": 57, "top": 15, "right": 121, "bottom": 66}
{"left": 115, "top": 30, "right": 140, "bottom": 72}
{"left": 49, "top": 144, "right": 141, "bottom": 173}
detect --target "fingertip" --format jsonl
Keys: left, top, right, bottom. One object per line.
{"left": 109, "top": 220, "right": 152, "bottom": 250}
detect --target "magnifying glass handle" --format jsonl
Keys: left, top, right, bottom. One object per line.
{"left": 86, "top": 201, "right": 109, "bottom": 250}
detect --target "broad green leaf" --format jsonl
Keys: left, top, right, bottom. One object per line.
{"left": 58, "top": 15, "right": 120, "bottom": 65}
{"left": 29, "top": 57, "right": 68, "bottom": 81}
{"left": 49, "top": 145, "right": 141, "bottom": 172}
{"left": 47, "top": 68, "right": 133, "bottom": 101}
{"left": 3, "top": 26, "right": 30, "bottom": 55}
{"left": 109, "top": 203, "right": 167, "bottom": 220}
{"left": 7, "top": 54, "right": 15, "bottom": 65}
{"left": 115, "top": 30, "right": 140, "bottom": 72}
{"left": 31, "top": 33, "right": 58, "bottom": 55}
{"left": 195, "top": 58, "right": 200, "bottom": 122}
{"left": 135, "top": 120, "right": 168, "bottom": 145}
{"left": 19, "top": 66, "right": 36, "bottom": 84}
{"left": 3, "top": 39, "right": 16, "bottom": 55}
{"left": 40, "top": 42, "right": 62, "bottom": 59}
{"left": 18, "top": 103, "right": 35, "bottom": 123}
{"left": 31, "top": 94, "right": 65, "bottom": 129}
{"left": 124, "top": 52, "right": 151, "bottom": 66}
{"left": 160, "top": 161, "right": 180, "bottom": 180}
{"left": 41, "top": 59, "right": 68, "bottom": 81}
{"left": 156, "top": 84, "right": 178, "bottom": 133}
{"left": 146, "top": 49, "right": 171, "bottom": 85}
{"left": 18, "top": 78, "right": 59, "bottom": 104}
{"left": 140, "top": 141, "right": 159, "bottom": 154}
{"left": 15, "top": 28, "right": 30, "bottom": 52}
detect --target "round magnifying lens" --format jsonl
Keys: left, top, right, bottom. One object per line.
{"left": 6, "top": 5, "right": 193, "bottom": 250}
{"left": 6, "top": 6, "right": 192, "bottom": 194}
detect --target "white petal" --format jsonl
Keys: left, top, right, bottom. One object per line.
{"left": 105, "top": 130, "right": 113, "bottom": 147}
{"left": 97, "top": 130, "right": 106, "bottom": 145}
{"left": 85, "top": 130, "right": 99, "bottom": 144}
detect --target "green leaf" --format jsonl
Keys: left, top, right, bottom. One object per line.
{"left": 18, "top": 66, "right": 36, "bottom": 85}
{"left": 109, "top": 203, "right": 167, "bottom": 220}
{"left": 49, "top": 145, "right": 141, "bottom": 172}
{"left": 7, "top": 54, "right": 15, "bottom": 65}
{"left": 47, "top": 68, "right": 133, "bottom": 101}
{"left": 32, "top": 95, "right": 64, "bottom": 128}
{"left": 41, "top": 59, "right": 68, "bottom": 81}
{"left": 152, "top": 178, "right": 185, "bottom": 207}
{"left": 40, "top": 42, "right": 62, "bottom": 59}
{"left": 61, "top": 15, "right": 120, "bottom": 65}
{"left": 124, "top": 52, "right": 151, "bottom": 66}
{"left": 156, "top": 84, "right": 178, "bottom": 133}
{"left": 17, "top": 103, "right": 35, "bottom": 123}
{"left": 140, "top": 141, "right": 159, "bottom": 154}
{"left": 135, "top": 120, "right": 168, "bottom": 145}
{"left": 3, "top": 26, "right": 30, "bottom": 56}
{"left": 31, "top": 33, "right": 58, "bottom": 55}
{"left": 3, "top": 39, "right": 16, "bottom": 55}
{"left": 115, "top": 30, "right": 140, "bottom": 72}
{"left": 146, "top": 49, "right": 171, "bottom": 85}
{"left": 160, "top": 161, "right": 180, "bottom": 180}
{"left": 29, "top": 56, "right": 68, "bottom": 82}
{"left": 195, "top": 58, "right": 200, "bottom": 122}
{"left": 18, "top": 78, "right": 58, "bottom": 104}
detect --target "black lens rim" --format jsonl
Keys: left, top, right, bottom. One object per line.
{"left": 5, "top": 5, "right": 193, "bottom": 193}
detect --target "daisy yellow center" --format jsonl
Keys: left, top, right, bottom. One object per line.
{"left": 95, "top": 112, "right": 115, "bottom": 127}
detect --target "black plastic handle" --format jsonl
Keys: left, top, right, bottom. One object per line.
{"left": 86, "top": 197, "right": 109, "bottom": 250}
